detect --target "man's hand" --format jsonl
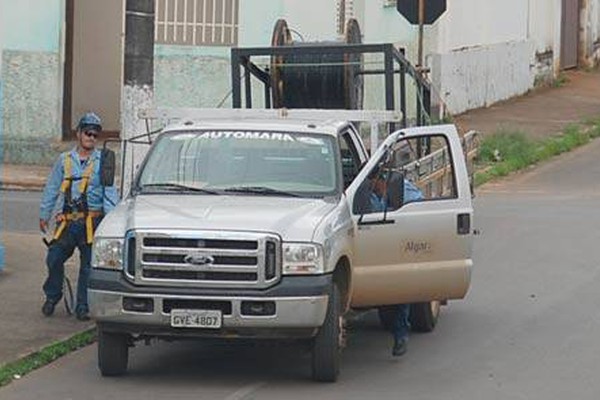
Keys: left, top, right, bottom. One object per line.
{"left": 39, "top": 219, "right": 48, "bottom": 233}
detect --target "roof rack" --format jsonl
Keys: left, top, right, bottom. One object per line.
{"left": 139, "top": 108, "right": 403, "bottom": 151}
{"left": 139, "top": 107, "right": 402, "bottom": 124}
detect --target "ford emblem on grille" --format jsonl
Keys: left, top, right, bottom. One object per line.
{"left": 184, "top": 254, "right": 214, "bottom": 266}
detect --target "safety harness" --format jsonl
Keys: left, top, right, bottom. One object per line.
{"left": 53, "top": 153, "right": 102, "bottom": 244}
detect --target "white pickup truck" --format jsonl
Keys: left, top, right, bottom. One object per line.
{"left": 89, "top": 109, "right": 475, "bottom": 382}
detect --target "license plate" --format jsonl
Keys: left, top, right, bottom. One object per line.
{"left": 170, "top": 309, "right": 222, "bottom": 329}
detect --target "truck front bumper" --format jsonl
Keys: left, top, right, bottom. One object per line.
{"left": 88, "top": 270, "right": 331, "bottom": 339}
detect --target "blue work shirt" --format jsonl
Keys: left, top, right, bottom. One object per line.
{"left": 369, "top": 179, "right": 423, "bottom": 212}
{"left": 40, "top": 148, "right": 119, "bottom": 221}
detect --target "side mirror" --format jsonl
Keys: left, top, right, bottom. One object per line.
{"left": 386, "top": 171, "right": 404, "bottom": 211}
{"left": 100, "top": 148, "right": 116, "bottom": 186}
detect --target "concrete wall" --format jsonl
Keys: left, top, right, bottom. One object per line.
{"left": 582, "top": 0, "right": 600, "bottom": 66}
{"left": 430, "top": 41, "right": 535, "bottom": 114}
{"left": 427, "top": 0, "right": 562, "bottom": 114}
{"left": 0, "top": 0, "right": 63, "bottom": 164}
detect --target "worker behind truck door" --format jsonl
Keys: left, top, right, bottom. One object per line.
{"left": 366, "top": 168, "right": 423, "bottom": 356}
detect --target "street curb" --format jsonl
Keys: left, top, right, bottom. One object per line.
{"left": 0, "top": 183, "right": 44, "bottom": 192}
{"left": 0, "top": 327, "right": 96, "bottom": 387}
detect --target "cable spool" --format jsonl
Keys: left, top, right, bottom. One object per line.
{"left": 270, "top": 19, "right": 364, "bottom": 110}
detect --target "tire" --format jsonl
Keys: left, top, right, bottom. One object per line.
{"left": 377, "top": 305, "right": 396, "bottom": 332}
{"left": 409, "top": 301, "right": 441, "bottom": 333}
{"left": 97, "top": 325, "right": 129, "bottom": 376}
{"left": 311, "top": 283, "right": 342, "bottom": 383}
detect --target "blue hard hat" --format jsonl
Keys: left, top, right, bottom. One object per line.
{"left": 77, "top": 112, "right": 102, "bottom": 132}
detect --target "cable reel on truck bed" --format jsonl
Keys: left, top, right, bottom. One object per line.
{"left": 270, "top": 18, "right": 364, "bottom": 110}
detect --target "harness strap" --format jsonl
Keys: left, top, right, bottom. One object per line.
{"left": 59, "top": 155, "right": 72, "bottom": 193}
{"left": 54, "top": 153, "right": 99, "bottom": 244}
{"left": 79, "top": 159, "right": 95, "bottom": 194}
{"left": 52, "top": 211, "right": 103, "bottom": 243}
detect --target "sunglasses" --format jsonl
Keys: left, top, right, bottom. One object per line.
{"left": 83, "top": 130, "right": 99, "bottom": 139}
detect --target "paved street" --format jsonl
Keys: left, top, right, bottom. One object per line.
{"left": 2, "top": 191, "right": 41, "bottom": 234}
{"left": 1, "top": 139, "right": 599, "bottom": 399}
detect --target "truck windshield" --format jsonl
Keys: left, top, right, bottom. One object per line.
{"left": 137, "top": 129, "right": 340, "bottom": 197}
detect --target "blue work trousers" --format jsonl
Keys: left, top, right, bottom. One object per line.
{"left": 393, "top": 303, "right": 411, "bottom": 341}
{"left": 43, "top": 218, "right": 100, "bottom": 312}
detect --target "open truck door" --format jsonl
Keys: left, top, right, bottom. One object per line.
{"left": 347, "top": 125, "right": 474, "bottom": 309}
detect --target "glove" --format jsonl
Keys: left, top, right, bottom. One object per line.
{"left": 40, "top": 219, "right": 48, "bottom": 233}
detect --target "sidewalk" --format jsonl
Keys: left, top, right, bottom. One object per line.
{"left": 0, "top": 68, "right": 599, "bottom": 369}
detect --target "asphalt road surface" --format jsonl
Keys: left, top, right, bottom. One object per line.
{"left": 2, "top": 139, "right": 600, "bottom": 399}
{"left": 2, "top": 191, "right": 42, "bottom": 234}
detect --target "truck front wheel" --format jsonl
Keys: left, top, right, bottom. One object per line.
{"left": 97, "top": 325, "right": 129, "bottom": 376}
{"left": 311, "top": 283, "right": 342, "bottom": 382}
{"left": 409, "top": 301, "right": 441, "bottom": 333}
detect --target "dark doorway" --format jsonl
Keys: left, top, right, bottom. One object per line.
{"left": 561, "top": 0, "right": 580, "bottom": 70}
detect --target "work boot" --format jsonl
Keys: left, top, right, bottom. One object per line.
{"left": 42, "top": 299, "right": 57, "bottom": 317}
{"left": 392, "top": 337, "right": 408, "bottom": 357}
{"left": 75, "top": 306, "right": 90, "bottom": 321}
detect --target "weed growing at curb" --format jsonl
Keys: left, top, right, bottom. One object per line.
{"left": 474, "top": 119, "right": 600, "bottom": 187}
{"left": 0, "top": 329, "right": 96, "bottom": 387}
{"left": 551, "top": 72, "right": 569, "bottom": 88}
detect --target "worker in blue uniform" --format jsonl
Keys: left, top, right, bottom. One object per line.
{"left": 39, "top": 112, "right": 119, "bottom": 320}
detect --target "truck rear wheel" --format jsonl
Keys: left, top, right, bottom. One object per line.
{"left": 311, "top": 283, "right": 342, "bottom": 382}
{"left": 409, "top": 301, "right": 441, "bottom": 333}
{"left": 98, "top": 325, "right": 129, "bottom": 376}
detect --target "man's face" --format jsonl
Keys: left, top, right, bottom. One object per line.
{"left": 77, "top": 127, "right": 99, "bottom": 151}
{"left": 372, "top": 176, "right": 387, "bottom": 197}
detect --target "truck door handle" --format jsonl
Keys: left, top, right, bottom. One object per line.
{"left": 457, "top": 213, "right": 470, "bottom": 235}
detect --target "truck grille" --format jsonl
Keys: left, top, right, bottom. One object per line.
{"left": 126, "top": 230, "right": 281, "bottom": 289}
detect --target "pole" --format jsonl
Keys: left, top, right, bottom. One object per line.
{"left": 418, "top": 0, "right": 425, "bottom": 68}
{"left": 122, "top": 0, "right": 155, "bottom": 194}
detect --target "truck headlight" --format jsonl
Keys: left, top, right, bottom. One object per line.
{"left": 282, "top": 243, "right": 325, "bottom": 275}
{"left": 92, "top": 238, "right": 124, "bottom": 270}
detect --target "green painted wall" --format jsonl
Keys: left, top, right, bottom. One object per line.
{"left": 0, "top": 0, "right": 63, "bottom": 164}
{"left": 154, "top": 0, "right": 337, "bottom": 110}
{"left": 0, "top": 0, "right": 62, "bottom": 52}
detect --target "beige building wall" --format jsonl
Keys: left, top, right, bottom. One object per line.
{"left": 72, "top": 0, "right": 124, "bottom": 133}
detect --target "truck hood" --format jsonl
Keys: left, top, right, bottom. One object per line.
{"left": 100, "top": 194, "right": 338, "bottom": 241}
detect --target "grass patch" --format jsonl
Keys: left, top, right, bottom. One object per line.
{"left": 551, "top": 72, "right": 569, "bottom": 88}
{"left": 0, "top": 329, "right": 96, "bottom": 387}
{"left": 474, "top": 119, "right": 600, "bottom": 186}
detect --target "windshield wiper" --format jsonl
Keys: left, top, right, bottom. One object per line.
{"left": 223, "top": 186, "right": 300, "bottom": 197}
{"left": 138, "top": 183, "right": 220, "bottom": 195}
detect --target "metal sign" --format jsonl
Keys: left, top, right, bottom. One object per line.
{"left": 396, "top": 0, "right": 447, "bottom": 25}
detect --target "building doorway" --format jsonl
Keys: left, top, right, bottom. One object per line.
{"left": 62, "top": 0, "right": 124, "bottom": 140}
{"left": 560, "top": 0, "right": 580, "bottom": 70}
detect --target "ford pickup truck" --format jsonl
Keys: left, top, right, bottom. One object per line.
{"left": 89, "top": 109, "right": 475, "bottom": 382}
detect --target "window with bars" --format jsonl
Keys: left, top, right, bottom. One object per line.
{"left": 155, "top": 0, "right": 239, "bottom": 46}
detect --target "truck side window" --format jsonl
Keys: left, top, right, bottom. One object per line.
{"left": 391, "top": 135, "right": 457, "bottom": 201}
{"left": 340, "top": 132, "right": 362, "bottom": 188}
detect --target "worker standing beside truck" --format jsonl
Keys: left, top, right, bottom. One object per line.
{"left": 39, "top": 112, "right": 119, "bottom": 321}
{"left": 367, "top": 169, "right": 424, "bottom": 356}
